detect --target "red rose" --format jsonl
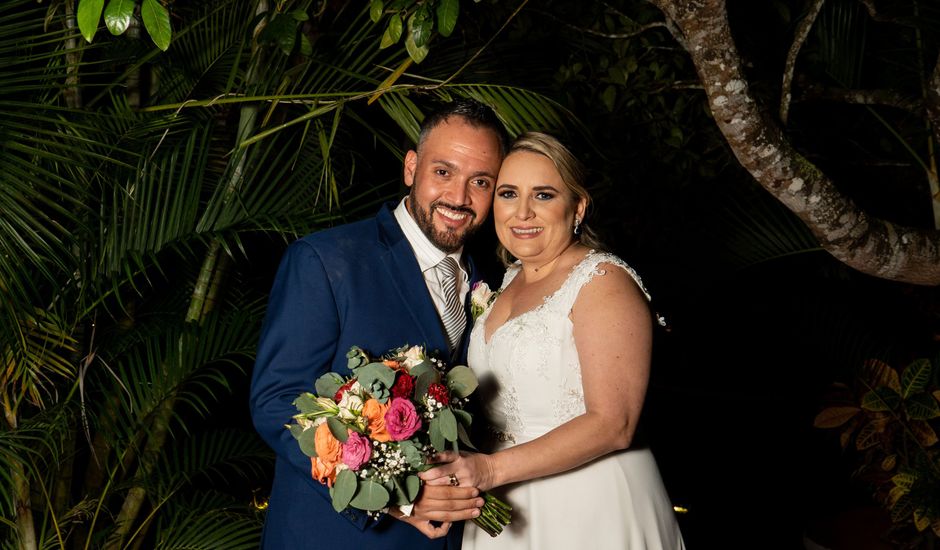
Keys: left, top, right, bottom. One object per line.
{"left": 333, "top": 380, "right": 356, "bottom": 402}
{"left": 427, "top": 383, "right": 450, "bottom": 406}
{"left": 391, "top": 373, "right": 415, "bottom": 399}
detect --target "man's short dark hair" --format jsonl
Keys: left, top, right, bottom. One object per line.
{"left": 417, "top": 98, "right": 510, "bottom": 156}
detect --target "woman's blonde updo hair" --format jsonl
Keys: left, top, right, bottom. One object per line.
{"left": 497, "top": 132, "right": 603, "bottom": 266}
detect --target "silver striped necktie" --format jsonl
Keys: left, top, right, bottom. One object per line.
{"left": 437, "top": 256, "right": 466, "bottom": 353}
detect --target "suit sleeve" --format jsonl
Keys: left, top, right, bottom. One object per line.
{"left": 249, "top": 240, "right": 350, "bottom": 513}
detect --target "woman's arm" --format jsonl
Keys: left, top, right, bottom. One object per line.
{"left": 421, "top": 262, "right": 652, "bottom": 491}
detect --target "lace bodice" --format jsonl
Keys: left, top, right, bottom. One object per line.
{"left": 467, "top": 250, "right": 651, "bottom": 445}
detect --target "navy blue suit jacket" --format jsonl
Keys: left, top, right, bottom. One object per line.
{"left": 250, "top": 204, "right": 477, "bottom": 549}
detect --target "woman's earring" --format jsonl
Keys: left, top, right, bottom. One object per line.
{"left": 573, "top": 217, "right": 582, "bottom": 236}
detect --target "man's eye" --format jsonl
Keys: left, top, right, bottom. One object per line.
{"left": 472, "top": 179, "right": 490, "bottom": 188}
{"left": 435, "top": 169, "right": 449, "bottom": 177}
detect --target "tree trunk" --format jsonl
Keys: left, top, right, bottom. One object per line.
{"left": 649, "top": 0, "right": 940, "bottom": 285}
{"left": 4, "top": 403, "right": 37, "bottom": 550}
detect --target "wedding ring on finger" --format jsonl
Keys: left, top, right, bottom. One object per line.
{"left": 448, "top": 473, "right": 459, "bottom": 486}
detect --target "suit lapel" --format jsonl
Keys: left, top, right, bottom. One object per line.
{"left": 376, "top": 206, "right": 449, "bottom": 354}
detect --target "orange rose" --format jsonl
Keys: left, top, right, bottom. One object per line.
{"left": 314, "top": 422, "right": 342, "bottom": 465}
{"left": 383, "top": 359, "right": 402, "bottom": 371}
{"left": 361, "top": 399, "right": 391, "bottom": 442}
{"left": 310, "top": 456, "right": 337, "bottom": 487}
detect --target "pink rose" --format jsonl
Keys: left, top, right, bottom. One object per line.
{"left": 384, "top": 397, "right": 422, "bottom": 441}
{"left": 341, "top": 431, "right": 372, "bottom": 471}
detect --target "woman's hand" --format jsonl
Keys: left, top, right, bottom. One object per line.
{"left": 419, "top": 451, "right": 498, "bottom": 492}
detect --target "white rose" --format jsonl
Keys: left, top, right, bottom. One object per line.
{"left": 402, "top": 345, "right": 426, "bottom": 369}
{"left": 338, "top": 392, "right": 364, "bottom": 421}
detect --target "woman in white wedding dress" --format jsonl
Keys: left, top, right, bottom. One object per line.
{"left": 421, "top": 132, "right": 685, "bottom": 549}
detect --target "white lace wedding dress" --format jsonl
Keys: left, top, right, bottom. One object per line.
{"left": 463, "top": 251, "right": 685, "bottom": 550}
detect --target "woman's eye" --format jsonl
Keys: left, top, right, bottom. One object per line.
{"left": 497, "top": 190, "right": 516, "bottom": 199}
{"left": 536, "top": 192, "right": 554, "bottom": 200}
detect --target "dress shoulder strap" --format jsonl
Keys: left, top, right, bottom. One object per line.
{"left": 549, "top": 250, "right": 652, "bottom": 314}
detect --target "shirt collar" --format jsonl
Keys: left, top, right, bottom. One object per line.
{"left": 393, "top": 197, "right": 464, "bottom": 274}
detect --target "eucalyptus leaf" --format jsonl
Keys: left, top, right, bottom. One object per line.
{"left": 315, "top": 372, "right": 345, "bottom": 398}
{"left": 445, "top": 365, "right": 478, "bottom": 398}
{"left": 415, "top": 371, "right": 436, "bottom": 402}
{"left": 436, "top": 0, "right": 458, "bottom": 37}
{"left": 409, "top": 362, "right": 439, "bottom": 381}
{"left": 141, "top": 0, "right": 171, "bottom": 51}
{"left": 104, "top": 0, "right": 134, "bottom": 35}
{"left": 453, "top": 408, "right": 472, "bottom": 427}
{"left": 357, "top": 362, "right": 397, "bottom": 390}
{"left": 429, "top": 416, "right": 445, "bottom": 452}
{"left": 347, "top": 346, "right": 369, "bottom": 369}
{"left": 404, "top": 474, "right": 421, "bottom": 501}
{"left": 332, "top": 469, "right": 358, "bottom": 512}
{"left": 297, "top": 426, "right": 318, "bottom": 457}
{"left": 456, "top": 422, "right": 476, "bottom": 450}
{"left": 77, "top": 0, "right": 105, "bottom": 43}
{"left": 350, "top": 479, "right": 390, "bottom": 510}
{"left": 399, "top": 440, "right": 425, "bottom": 468}
{"left": 438, "top": 408, "right": 458, "bottom": 442}
{"left": 327, "top": 417, "right": 349, "bottom": 442}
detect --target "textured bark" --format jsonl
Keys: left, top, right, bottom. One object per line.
{"left": 779, "top": 0, "right": 825, "bottom": 124}
{"left": 649, "top": 0, "right": 940, "bottom": 285}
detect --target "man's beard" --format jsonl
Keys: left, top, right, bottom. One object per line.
{"left": 408, "top": 187, "right": 479, "bottom": 253}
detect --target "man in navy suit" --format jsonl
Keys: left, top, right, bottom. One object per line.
{"left": 250, "top": 99, "right": 509, "bottom": 548}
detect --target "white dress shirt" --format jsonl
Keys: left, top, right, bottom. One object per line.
{"left": 393, "top": 197, "right": 470, "bottom": 326}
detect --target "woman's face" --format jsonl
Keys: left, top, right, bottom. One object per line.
{"left": 493, "top": 151, "right": 586, "bottom": 266}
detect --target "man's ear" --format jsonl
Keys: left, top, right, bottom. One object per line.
{"left": 403, "top": 150, "right": 418, "bottom": 187}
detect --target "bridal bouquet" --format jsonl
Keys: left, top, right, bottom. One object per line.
{"left": 287, "top": 344, "right": 511, "bottom": 537}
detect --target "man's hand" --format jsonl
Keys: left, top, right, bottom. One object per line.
{"left": 390, "top": 485, "right": 484, "bottom": 539}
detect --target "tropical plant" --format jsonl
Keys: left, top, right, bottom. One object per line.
{"left": 815, "top": 356, "right": 940, "bottom": 548}
{"left": 0, "top": 0, "right": 568, "bottom": 548}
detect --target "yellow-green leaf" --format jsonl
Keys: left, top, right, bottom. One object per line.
{"left": 892, "top": 472, "right": 916, "bottom": 491}
{"left": 404, "top": 32, "right": 429, "bottom": 64}
{"left": 380, "top": 15, "right": 403, "bottom": 49}
{"left": 914, "top": 508, "right": 930, "bottom": 532}
{"left": 900, "top": 358, "right": 932, "bottom": 398}
{"left": 77, "top": 0, "right": 105, "bottom": 43}
{"left": 813, "top": 406, "right": 861, "bottom": 428}
{"left": 881, "top": 454, "right": 896, "bottom": 471}
{"left": 369, "top": 0, "right": 384, "bottom": 23}
{"left": 905, "top": 393, "right": 940, "bottom": 420}
{"left": 104, "top": 0, "right": 134, "bottom": 35}
{"left": 863, "top": 359, "right": 901, "bottom": 392}
{"left": 855, "top": 419, "right": 882, "bottom": 450}
{"left": 436, "top": 0, "right": 458, "bottom": 37}
{"left": 141, "top": 0, "right": 171, "bottom": 51}
{"left": 909, "top": 420, "right": 938, "bottom": 447}
{"left": 861, "top": 386, "right": 900, "bottom": 411}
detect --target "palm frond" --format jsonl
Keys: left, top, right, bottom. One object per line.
{"left": 154, "top": 491, "right": 262, "bottom": 550}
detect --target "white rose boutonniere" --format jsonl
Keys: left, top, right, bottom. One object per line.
{"left": 470, "top": 281, "right": 499, "bottom": 321}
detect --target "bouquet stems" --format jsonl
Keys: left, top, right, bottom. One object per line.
{"left": 472, "top": 492, "right": 512, "bottom": 537}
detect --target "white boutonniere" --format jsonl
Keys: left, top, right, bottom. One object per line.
{"left": 470, "top": 281, "right": 499, "bottom": 321}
